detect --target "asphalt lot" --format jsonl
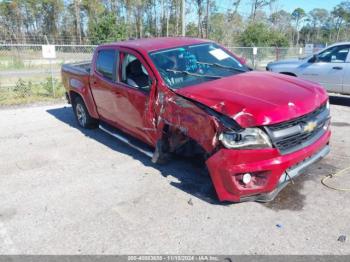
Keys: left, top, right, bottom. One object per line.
{"left": 0, "top": 96, "right": 349, "bottom": 254}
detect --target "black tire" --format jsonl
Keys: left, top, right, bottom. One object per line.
{"left": 73, "top": 96, "right": 98, "bottom": 128}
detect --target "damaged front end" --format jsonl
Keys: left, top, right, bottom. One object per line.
{"left": 153, "top": 87, "right": 331, "bottom": 203}
{"left": 205, "top": 101, "right": 331, "bottom": 202}
{"left": 151, "top": 89, "right": 223, "bottom": 164}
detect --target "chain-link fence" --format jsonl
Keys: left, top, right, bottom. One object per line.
{"left": 227, "top": 47, "right": 305, "bottom": 69}
{"left": 0, "top": 44, "right": 96, "bottom": 104}
{"left": 0, "top": 44, "right": 309, "bottom": 104}
{"left": 0, "top": 44, "right": 95, "bottom": 71}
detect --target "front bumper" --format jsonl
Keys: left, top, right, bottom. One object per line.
{"left": 206, "top": 130, "right": 331, "bottom": 202}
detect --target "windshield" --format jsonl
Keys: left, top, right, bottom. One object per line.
{"left": 149, "top": 43, "right": 248, "bottom": 89}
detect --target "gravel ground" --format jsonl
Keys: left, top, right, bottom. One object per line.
{"left": 0, "top": 95, "right": 349, "bottom": 254}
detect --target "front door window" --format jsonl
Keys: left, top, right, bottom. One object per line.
{"left": 317, "top": 45, "right": 350, "bottom": 63}
{"left": 121, "top": 54, "right": 151, "bottom": 92}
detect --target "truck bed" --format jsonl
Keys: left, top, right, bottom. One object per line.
{"left": 61, "top": 61, "right": 92, "bottom": 105}
{"left": 61, "top": 61, "right": 91, "bottom": 75}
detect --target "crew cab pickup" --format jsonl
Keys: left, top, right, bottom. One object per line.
{"left": 62, "top": 37, "right": 331, "bottom": 202}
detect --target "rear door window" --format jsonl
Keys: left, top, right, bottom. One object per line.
{"left": 96, "top": 49, "right": 117, "bottom": 81}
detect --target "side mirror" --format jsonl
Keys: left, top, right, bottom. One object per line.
{"left": 309, "top": 54, "right": 318, "bottom": 63}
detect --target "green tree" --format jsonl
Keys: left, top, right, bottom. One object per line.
{"left": 89, "top": 12, "right": 127, "bottom": 44}
{"left": 309, "top": 8, "right": 329, "bottom": 42}
{"left": 250, "top": 0, "right": 276, "bottom": 22}
{"left": 291, "top": 8, "right": 306, "bottom": 46}
{"left": 239, "top": 23, "right": 288, "bottom": 47}
{"left": 41, "top": 0, "right": 64, "bottom": 42}
{"left": 331, "top": 2, "right": 350, "bottom": 41}
{"left": 81, "top": 0, "right": 105, "bottom": 43}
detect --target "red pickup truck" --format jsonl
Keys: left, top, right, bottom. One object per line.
{"left": 62, "top": 37, "right": 331, "bottom": 202}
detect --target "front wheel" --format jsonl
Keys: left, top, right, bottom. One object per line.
{"left": 73, "top": 96, "right": 98, "bottom": 128}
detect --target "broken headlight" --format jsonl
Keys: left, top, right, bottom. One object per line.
{"left": 219, "top": 128, "right": 272, "bottom": 149}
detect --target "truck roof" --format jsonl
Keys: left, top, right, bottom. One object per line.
{"left": 100, "top": 37, "right": 212, "bottom": 52}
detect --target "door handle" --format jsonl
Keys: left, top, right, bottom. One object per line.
{"left": 332, "top": 66, "right": 343, "bottom": 70}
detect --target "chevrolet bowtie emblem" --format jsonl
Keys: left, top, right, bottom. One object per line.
{"left": 303, "top": 121, "right": 317, "bottom": 132}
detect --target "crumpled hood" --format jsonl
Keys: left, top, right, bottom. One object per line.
{"left": 175, "top": 71, "right": 328, "bottom": 128}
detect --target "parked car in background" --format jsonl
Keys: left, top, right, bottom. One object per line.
{"left": 266, "top": 42, "right": 350, "bottom": 95}
{"left": 62, "top": 37, "right": 331, "bottom": 203}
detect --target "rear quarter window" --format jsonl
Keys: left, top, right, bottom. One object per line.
{"left": 96, "top": 49, "right": 117, "bottom": 80}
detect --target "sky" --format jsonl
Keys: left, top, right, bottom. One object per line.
{"left": 216, "top": 0, "right": 344, "bottom": 16}
{"left": 276, "top": 0, "right": 343, "bottom": 13}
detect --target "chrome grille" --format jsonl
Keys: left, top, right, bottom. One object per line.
{"left": 265, "top": 103, "right": 329, "bottom": 155}
{"left": 268, "top": 104, "right": 326, "bottom": 131}
{"left": 274, "top": 127, "right": 321, "bottom": 151}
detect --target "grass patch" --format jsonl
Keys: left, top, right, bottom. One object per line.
{"left": 0, "top": 77, "right": 66, "bottom": 106}
{"left": 0, "top": 93, "right": 64, "bottom": 106}
{"left": 0, "top": 57, "right": 26, "bottom": 70}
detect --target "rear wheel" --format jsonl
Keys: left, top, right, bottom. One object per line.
{"left": 73, "top": 96, "right": 97, "bottom": 128}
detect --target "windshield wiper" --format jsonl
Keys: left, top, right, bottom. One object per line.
{"left": 166, "top": 69, "right": 221, "bottom": 79}
{"left": 196, "top": 61, "right": 247, "bottom": 72}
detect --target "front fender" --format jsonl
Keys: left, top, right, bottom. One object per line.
{"left": 155, "top": 91, "right": 220, "bottom": 153}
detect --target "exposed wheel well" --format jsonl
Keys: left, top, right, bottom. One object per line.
{"left": 164, "top": 124, "right": 207, "bottom": 160}
{"left": 69, "top": 91, "right": 82, "bottom": 105}
{"left": 280, "top": 72, "right": 297, "bottom": 77}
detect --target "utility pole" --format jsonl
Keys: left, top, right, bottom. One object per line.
{"left": 74, "top": 0, "right": 82, "bottom": 44}
{"left": 181, "top": 0, "right": 186, "bottom": 36}
{"left": 166, "top": 9, "right": 170, "bottom": 37}
{"left": 206, "top": 0, "right": 210, "bottom": 38}
{"left": 43, "top": 35, "right": 55, "bottom": 97}
{"left": 161, "top": 0, "right": 164, "bottom": 36}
